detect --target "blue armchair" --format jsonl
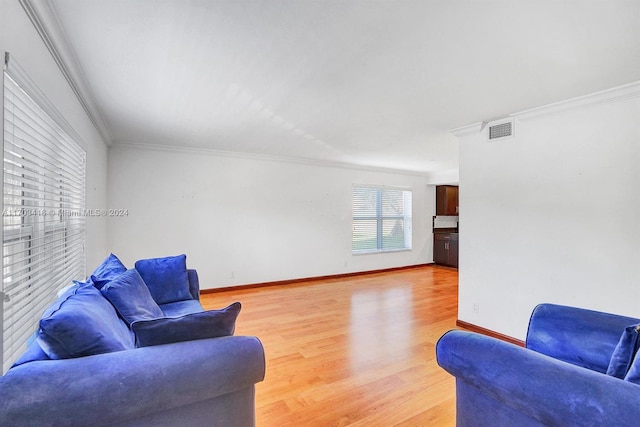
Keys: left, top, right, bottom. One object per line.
{"left": 436, "top": 304, "right": 640, "bottom": 426}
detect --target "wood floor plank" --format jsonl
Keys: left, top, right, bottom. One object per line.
{"left": 201, "top": 265, "right": 459, "bottom": 426}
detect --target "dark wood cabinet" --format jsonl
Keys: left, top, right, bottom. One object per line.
{"left": 448, "top": 238, "right": 458, "bottom": 268}
{"left": 434, "top": 233, "right": 458, "bottom": 268}
{"left": 436, "top": 185, "right": 459, "bottom": 216}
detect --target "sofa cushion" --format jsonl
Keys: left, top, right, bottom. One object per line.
{"left": 607, "top": 324, "right": 640, "bottom": 378}
{"left": 37, "top": 284, "right": 135, "bottom": 359}
{"left": 90, "top": 253, "right": 127, "bottom": 290}
{"left": 101, "top": 269, "right": 164, "bottom": 326}
{"left": 132, "top": 302, "right": 241, "bottom": 347}
{"left": 135, "top": 254, "right": 192, "bottom": 304}
{"left": 159, "top": 299, "right": 204, "bottom": 317}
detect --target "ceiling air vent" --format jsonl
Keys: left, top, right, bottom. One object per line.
{"left": 488, "top": 121, "right": 513, "bottom": 140}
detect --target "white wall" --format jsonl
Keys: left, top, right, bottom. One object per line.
{"left": 0, "top": 0, "right": 109, "bottom": 270}
{"left": 456, "top": 83, "right": 640, "bottom": 340}
{"left": 107, "top": 145, "right": 433, "bottom": 289}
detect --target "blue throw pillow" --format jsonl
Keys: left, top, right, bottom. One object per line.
{"left": 90, "top": 253, "right": 127, "bottom": 290}
{"left": 100, "top": 269, "right": 164, "bottom": 326}
{"left": 131, "top": 302, "right": 241, "bottom": 347}
{"left": 607, "top": 324, "right": 640, "bottom": 379}
{"left": 627, "top": 359, "right": 640, "bottom": 383}
{"left": 624, "top": 331, "right": 640, "bottom": 384}
{"left": 134, "top": 254, "right": 192, "bottom": 305}
{"left": 37, "top": 284, "right": 135, "bottom": 359}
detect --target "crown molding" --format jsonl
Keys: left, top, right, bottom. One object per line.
{"left": 511, "top": 80, "right": 640, "bottom": 121}
{"left": 448, "top": 122, "right": 483, "bottom": 137}
{"left": 4, "top": 52, "right": 87, "bottom": 151}
{"left": 449, "top": 81, "right": 640, "bottom": 138}
{"left": 111, "top": 141, "right": 436, "bottom": 177}
{"left": 19, "top": 0, "right": 113, "bottom": 145}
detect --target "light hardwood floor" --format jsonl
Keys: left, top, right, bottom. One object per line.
{"left": 201, "top": 265, "right": 459, "bottom": 426}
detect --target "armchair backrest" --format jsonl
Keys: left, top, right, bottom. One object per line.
{"left": 526, "top": 303, "right": 640, "bottom": 373}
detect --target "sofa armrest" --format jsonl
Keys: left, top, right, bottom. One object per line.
{"left": 437, "top": 330, "right": 640, "bottom": 426}
{"left": 0, "top": 336, "right": 265, "bottom": 426}
{"left": 187, "top": 269, "right": 200, "bottom": 300}
{"left": 526, "top": 303, "right": 640, "bottom": 372}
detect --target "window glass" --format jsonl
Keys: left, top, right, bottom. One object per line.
{"left": 352, "top": 186, "right": 412, "bottom": 254}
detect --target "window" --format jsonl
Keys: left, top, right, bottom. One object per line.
{"left": 352, "top": 186, "right": 412, "bottom": 253}
{"left": 2, "top": 57, "right": 86, "bottom": 372}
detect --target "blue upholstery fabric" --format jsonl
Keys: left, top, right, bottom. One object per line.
{"left": 12, "top": 285, "right": 80, "bottom": 366}
{"left": 159, "top": 299, "right": 204, "bottom": 317}
{"left": 90, "top": 253, "right": 127, "bottom": 290}
{"left": 526, "top": 303, "right": 638, "bottom": 373}
{"left": 624, "top": 350, "right": 640, "bottom": 384}
{"left": 135, "top": 254, "right": 192, "bottom": 304}
{"left": 187, "top": 268, "right": 200, "bottom": 300}
{"left": 2, "top": 261, "right": 265, "bottom": 426}
{"left": 56, "top": 282, "right": 80, "bottom": 300}
{"left": 437, "top": 304, "right": 640, "bottom": 426}
{"left": 101, "top": 269, "right": 164, "bottom": 325}
{"left": 72, "top": 278, "right": 93, "bottom": 288}
{"left": 0, "top": 336, "right": 265, "bottom": 426}
{"left": 438, "top": 329, "right": 640, "bottom": 426}
{"left": 455, "top": 380, "right": 549, "bottom": 427}
{"left": 132, "top": 302, "right": 241, "bottom": 347}
{"left": 607, "top": 324, "right": 640, "bottom": 378}
{"left": 11, "top": 340, "right": 50, "bottom": 368}
{"left": 37, "top": 284, "right": 135, "bottom": 359}
{"left": 127, "top": 386, "right": 259, "bottom": 427}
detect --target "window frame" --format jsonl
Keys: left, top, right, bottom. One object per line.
{"left": 351, "top": 185, "right": 413, "bottom": 255}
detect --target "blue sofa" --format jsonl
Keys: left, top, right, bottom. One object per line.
{"left": 437, "top": 303, "right": 640, "bottom": 426}
{"left": 0, "top": 254, "right": 266, "bottom": 426}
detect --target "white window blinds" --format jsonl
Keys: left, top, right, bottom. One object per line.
{"left": 352, "top": 186, "right": 412, "bottom": 253}
{"left": 2, "top": 65, "right": 86, "bottom": 372}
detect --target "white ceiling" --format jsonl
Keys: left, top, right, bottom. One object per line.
{"left": 36, "top": 0, "right": 640, "bottom": 174}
